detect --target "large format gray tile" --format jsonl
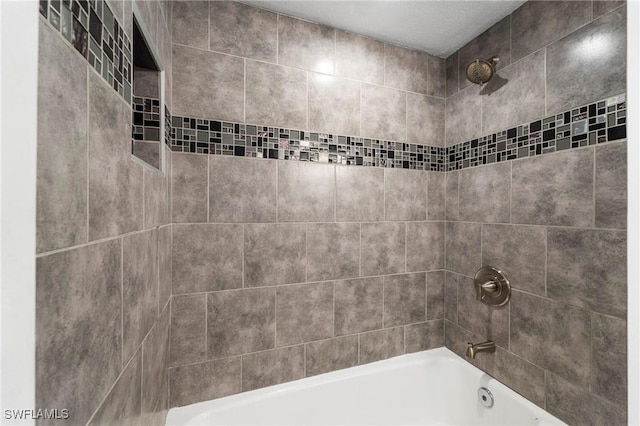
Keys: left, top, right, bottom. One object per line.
{"left": 89, "top": 350, "right": 142, "bottom": 426}
{"left": 169, "top": 358, "right": 241, "bottom": 408}
{"left": 384, "top": 44, "right": 429, "bottom": 94}
{"left": 547, "top": 228, "right": 626, "bottom": 318}
{"left": 209, "top": 1, "right": 277, "bottom": 62}
{"left": 511, "top": 1, "right": 591, "bottom": 62}
{"left": 172, "top": 45, "right": 244, "bottom": 121}
{"left": 141, "top": 307, "right": 170, "bottom": 423}
{"left": 37, "top": 23, "right": 87, "bottom": 253}
{"left": 172, "top": 224, "right": 243, "bottom": 294}
{"left": 123, "top": 230, "right": 159, "bottom": 363}
{"left": 459, "top": 162, "right": 511, "bottom": 223}
{"left": 427, "top": 271, "right": 445, "bottom": 320}
{"left": 158, "top": 226, "right": 171, "bottom": 313}
{"left": 486, "top": 348, "right": 546, "bottom": 408}
{"left": 276, "top": 282, "right": 334, "bottom": 346}
{"left": 207, "top": 288, "right": 275, "bottom": 359}
{"left": 245, "top": 60, "right": 307, "bottom": 129}
{"left": 242, "top": 346, "right": 305, "bottom": 391}
{"left": 335, "top": 30, "right": 384, "bottom": 85}
{"left": 405, "top": 320, "right": 444, "bottom": 353}
{"left": 511, "top": 149, "right": 594, "bottom": 226}
{"left": 510, "top": 291, "right": 591, "bottom": 386}
{"left": 36, "top": 240, "right": 122, "bottom": 425}
{"left": 428, "top": 56, "right": 446, "bottom": 98}
{"left": 593, "top": 0, "right": 626, "bottom": 18}
{"left": 157, "top": 7, "right": 172, "bottom": 111}
{"left": 385, "top": 169, "right": 427, "bottom": 221}
{"left": 592, "top": 313, "right": 627, "bottom": 406}
{"left": 457, "top": 275, "right": 509, "bottom": 348}
{"left": 335, "top": 166, "right": 384, "bottom": 222}
{"left": 546, "top": 7, "right": 627, "bottom": 114}
{"left": 458, "top": 15, "right": 510, "bottom": 91}
{"left": 278, "top": 161, "right": 335, "bottom": 222}
{"left": 546, "top": 372, "right": 627, "bottom": 426}
{"left": 444, "top": 272, "right": 458, "bottom": 323}
{"left": 143, "top": 168, "right": 169, "bottom": 229}
{"left": 482, "top": 224, "right": 546, "bottom": 296}
{"left": 482, "top": 49, "right": 546, "bottom": 135}
{"left": 169, "top": 294, "right": 206, "bottom": 367}
{"left": 307, "top": 223, "right": 360, "bottom": 282}
{"left": 244, "top": 223, "right": 306, "bottom": 287}
{"left": 383, "top": 273, "right": 426, "bottom": 327}
{"left": 171, "top": 152, "right": 208, "bottom": 223}
{"left": 445, "top": 52, "right": 459, "bottom": 97}
{"left": 360, "top": 222, "right": 406, "bottom": 276}
{"left": 445, "top": 85, "right": 481, "bottom": 146}
{"left": 209, "top": 156, "right": 277, "bottom": 223}
{"left": 172, "top": 1, "right": 208, "bottom": 49}
{"left": 334, "top": 277, "right": 383, "bottom": 336}
{"left": 445, "top": 221, "right": 481, "bottom": 276}
{"left": 358, "top": 327, "right": 404, "bottom": 364}
{"left": 596, "top": 142, "right": 627, "bottom": 229}
{"left": 308, "top": 74, "right": 360, "bottom": 135}
{"left": 427, "top": 172, "right": 445, "bottom": 220}
{"left": 305, "top": 336, "right": 359, "bottom": 376}
{"left": 361, "top": 84, "right": 406, "bottom": 141}
{"left": 278, "top": 15, "right": 335, "bottom": 74}
{"left": 406, "top": 222, "right": 444, "bottom": 272}
{"left": 88, "top": 72, "right": 142, "bottom": 240}
{"left": 445, "top": 170, "right": 459, "bottom": 220}
{"left": 407, "top": 93, "right": 445, "bottom": 146}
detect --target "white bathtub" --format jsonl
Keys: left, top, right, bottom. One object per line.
{"left": 166, "top": 347, "right": 565, "bottom": 425}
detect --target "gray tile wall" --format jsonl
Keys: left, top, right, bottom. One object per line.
{"left": 172, "top": 0, "right": 446, "bottom": 146}
{"left": 444, "top": 142, "right": 627, "bottom": 425}
{"left": 36, "top": 1, "right": 173, "bottom": 423}
{"left": 444, "top": 5, "right": 626, "bottom": 424}
{"left": 445, "top": 1, "right": 626, "bottom": 146}
{"left": 168, "top": 154, "right": 446, "bottom": 407}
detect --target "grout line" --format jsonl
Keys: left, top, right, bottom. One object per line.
{"left": 86, "top": 68, "right": 90, "bottom": 243}
{"left": 243, "top": 59, "right": 246, "bottom": 124}
{"left": 208, "top": 0, "right": 211, "bottom": 51}
{"left": 120, "top": 238, "right": 125, "bottom": 369}
{"left": 242, "top": 225, "right": 245, "bottom": 288}
{"left": 544, "top": 227, "right": 548, "bottom": 297}
{"left": 207, "top": 156, "right": 210, "bottom": 222}
{"left": 274, "top": 288, "right": 278, "bottom": 347}
{"left": 359, "top": 223, "right": 362, "bottom": 278}
{"left": 204, "top": 294, "right": 208, "bottom": 361}
{"left": 593, "top": 147, "right": 597, "bottom": 228}
{"left": 404, "top": 222, "right": 408, "bottom": 273}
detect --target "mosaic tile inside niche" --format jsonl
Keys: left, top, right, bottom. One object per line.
{"left": 170, "top": 118, "right": 446, "bottom": 171}
{"left": 446, "top": 94, "right": 627, "bottom": 171}
{"left": 132, "top": 96, "right": 161, "bottom": 143}
{"left": 40, "top": 0, "right": 132, "bottom": 103}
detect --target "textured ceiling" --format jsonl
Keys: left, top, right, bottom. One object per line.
{"left": 240, "top": 1, "right": 527, "bottom": 58}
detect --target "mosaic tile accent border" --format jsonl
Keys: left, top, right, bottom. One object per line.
{"left": 446, "top": 94, "right": 627, "bottom": 171}
{"left": 132, "top": 96, "right": 161, "bottom": 143}
{"left": 167, "top": 93, "right": 626, "bottom": 171}
{"left": 169, "top": 118, "right": 447, "bottom": 171}
{"left": 40, "top": 0, "right": 132, "bottom": 103}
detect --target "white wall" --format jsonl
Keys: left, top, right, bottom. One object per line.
{"left": 627, "top": 1, "right": 639, "bottom": 424}
{"left": 0, "top": 0, "right": 38, "bottom": 424}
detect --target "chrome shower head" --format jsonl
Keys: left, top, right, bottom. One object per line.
{"left": 466, "top": 56, "right": 499, "bottom": 85}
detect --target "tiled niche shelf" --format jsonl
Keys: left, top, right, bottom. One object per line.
{"left": 168, "top": 93, "right": 627, "bottom": 172}
{"left": 40, "top": 0, "right": 133, "bottom": 103}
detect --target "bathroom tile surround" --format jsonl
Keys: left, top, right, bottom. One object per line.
{"left": 168, "top": 156, "right": 447, "bottom": 407}
{"left": 35, "top": 1, "right": 629, "bottom": 425}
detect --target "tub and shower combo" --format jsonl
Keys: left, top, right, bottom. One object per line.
{"left": 168, "top": 267, "right": 565, "bottom": 426}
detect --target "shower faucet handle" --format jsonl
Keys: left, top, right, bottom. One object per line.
{"left": 473, "top": 266, "right": 511, "bottom": 307}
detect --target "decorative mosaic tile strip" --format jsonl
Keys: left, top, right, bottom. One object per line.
{"left": 165, "top": 106, "right": 172, "bottom": 147}
{"left": 40, "top": 0, "right": 132, "bottom": 103}
{"left": 132, "top": 96, "right": 161, "bottom": 143}
{"left": 446, "top": 94, "right": 627, "bottom": 171}
{"left": 169, "top": 118, "right": 447, "bottom": 171}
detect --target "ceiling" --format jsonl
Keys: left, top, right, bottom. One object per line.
{"left": 240, "top": 1, "right": 527, "bottom": 58}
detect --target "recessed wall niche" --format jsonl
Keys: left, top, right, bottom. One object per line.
{"left": 131, "top": 10, "right": 164, "bottom": 171}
